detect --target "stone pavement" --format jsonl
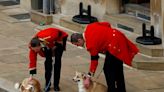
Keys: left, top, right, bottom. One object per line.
{"left": 0, "top": 5, "right": 164, "bottom": 92}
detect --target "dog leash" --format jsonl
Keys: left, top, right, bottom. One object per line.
{"left": 95, "top": 53, "right": 106, "bottom": 79}
{"left": 45, "top": 80, "right": 51, "bottom": 92}
{"left": 95, "top": 68, "right": 103, "bottom": 79}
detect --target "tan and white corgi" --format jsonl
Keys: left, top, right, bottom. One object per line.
{"left": 73, "top": 71, "right": 107, "bottom": 92}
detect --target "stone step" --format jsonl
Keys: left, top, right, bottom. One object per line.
{"left": 30, "top": 10, "right": 53, "bottom": 25}
{"left": 103, "top": 14, "right": 164, "bottom": 57}
{"left": 103, "top": 14, "right": 150, "bottom": 35}
{"left": 60, "top": 16, "right": 87, "bottom": 33}
{"left": 117, "top": 28, "right": 164, "bottom": 57}
{"left": 133, "top": 53, "right": 164, "bottom": 71}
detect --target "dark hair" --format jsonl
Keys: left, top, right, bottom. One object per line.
{"left": 30, "top": 37, "right": 40, "bottom": 47}
{"left": 70, "top": 33, "right": 83, "bottom": 42}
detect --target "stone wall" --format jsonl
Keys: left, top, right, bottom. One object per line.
{"left": 60, "top": 0, "right": 106, "bottom": 19}
{"left": 20, "top": 0, "right": 31, "bottom": 11}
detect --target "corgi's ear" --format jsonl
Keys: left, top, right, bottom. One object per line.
{"left": 14, "top": 82, "right": 21, "bottom": 89}
{"left": 82, "top": 73, "right": 87, "bottom": 79}
{"left": 75, "top": 71, "right": 78, "bottom": 75}
{"left": 82, "top": 72, "right": 87, "bottom": 76}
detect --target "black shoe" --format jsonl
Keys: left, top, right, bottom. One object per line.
{"left": 54, "top": 86, "right": 60, "bottom": 91}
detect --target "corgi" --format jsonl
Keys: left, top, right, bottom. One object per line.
{"left": 73, "top": 71, "right": 107, "bottom": 92}
{"left": 14, "top": 78, "right": 41, "bottom": 92}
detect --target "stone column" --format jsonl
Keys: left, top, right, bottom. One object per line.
{"left": 20, "top": 0, "right": 31, "bottom": 11}
{"left": 31, "top": 0, "right": 42, "bottom": 11}
{"left": 43, "top": 0, "right": 50, "bottom": 14}
{"left": 161, "top": 0, "right": 164, "bottom": 47}
{"left": 50, "top": 0, "right": 55, "bottom": 14}
{"left": 150, "top": 0, "right": 164, "bottom": 46}
{"left": 106, "top": 0, "right": 121, "bottom": 14}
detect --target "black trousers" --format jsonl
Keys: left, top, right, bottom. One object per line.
{"left": 44, "top": 43, "right": 64, "bottom": 88}
{"left": 103, "top": 52, "right": 126, "bottom": 92}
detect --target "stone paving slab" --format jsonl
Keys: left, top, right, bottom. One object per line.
{"left": 0, "top": 77, "right": 17, "bottom": 92}
{"left": 0, "top": 6, "right": 30, "bottom": 23}
{"left": 0, "top": 88, "right": 7, "bottom": 92}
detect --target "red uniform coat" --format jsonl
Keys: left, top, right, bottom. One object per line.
{"left": 84, "top": 22, "right": 139, "bottom": 73}
{"left": 29, "top": 28, "right": 68, "bottom": 70}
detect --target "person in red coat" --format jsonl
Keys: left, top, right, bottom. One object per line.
{"left": 70, "top": 22, "right": 139, "bottom": 92}
{"left": 28, "top": 28, "right": 68, "bottom": 91}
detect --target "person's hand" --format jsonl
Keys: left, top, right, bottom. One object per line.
{"left": 28, "top": 74, "right": 33, "bottom": 81}
{"left": 83, "top": 76, "right": 91, "bottom": 89}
